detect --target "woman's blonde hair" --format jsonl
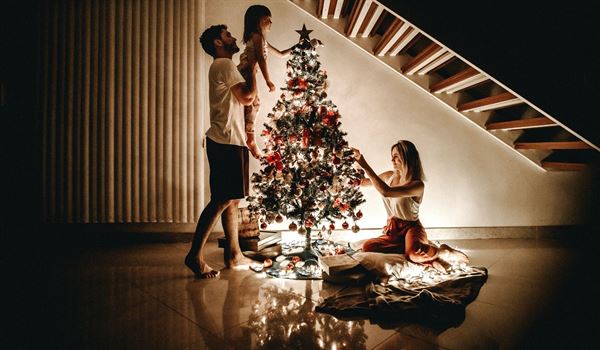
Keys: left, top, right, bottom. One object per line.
{"left": 391, "top": 140, "right": 425, "bottom": 181}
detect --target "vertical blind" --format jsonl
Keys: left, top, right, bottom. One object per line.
{"left": 40, "top": 0, "right": 205, "bottom": 223}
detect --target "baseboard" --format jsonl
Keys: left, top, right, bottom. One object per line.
{"left": 423, "top": 225, "right": 589, "bottom": 240}
{"left": 44, "top": 222, "right": 198, "bottom": 233}
{"left": 39, "top": 223, "right": 593, "bottom": 243}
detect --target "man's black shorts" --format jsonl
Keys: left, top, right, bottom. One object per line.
{"left": 206, "top": 137, "right": 249, "bottom": 201}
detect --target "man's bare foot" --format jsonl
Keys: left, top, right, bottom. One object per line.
{"left": 227, "top": 255, "right": 255, "bottom": 271}
{"left": 185, "top": 254, "right": 220, "bottom": 279}
{"left": 439, "top": 244, "right": 469, "bottom": 264}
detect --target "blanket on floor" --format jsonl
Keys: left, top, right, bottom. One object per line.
{"left": 316, "top": 252, "right": 488, "bottom": 331}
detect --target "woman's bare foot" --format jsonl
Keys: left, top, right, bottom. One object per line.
{"left": 185, "top": 254, "right": 220, "bottom": 279}
{"left": 227, "top": 254, "right": 255, "bottom": 271}
{"left": 439, "top": 244, "right": 469, "bottom": 264}
{"left": 432, "top": 258, "right": 451, "bottom": 274}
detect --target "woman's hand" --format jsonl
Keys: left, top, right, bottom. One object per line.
{"left": 351, "top": 147, "right": 367, "bottom": 167}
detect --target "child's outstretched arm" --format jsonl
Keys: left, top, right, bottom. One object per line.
{"left": 251, "top": 33, "right": 275, "bottom": 92}
{"left": 267, "top": 42, "right": 292, "bottom": 58}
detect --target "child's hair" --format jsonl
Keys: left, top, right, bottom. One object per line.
{"left": 243, "top": 5, "right": 272, "bottom": 43}
{"left": 199, "top": 24, "right": 227, "bottom": 57}
{"left": 391, "top": 140, "right": 426, "bottom": 181}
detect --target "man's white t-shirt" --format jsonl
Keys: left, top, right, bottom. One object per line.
{"left": 206, "top": 58, "right": 247, "bottom": 147}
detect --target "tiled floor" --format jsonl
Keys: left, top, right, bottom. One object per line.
{"left": 7, "top": 234, "right": 598, "bottom": 349}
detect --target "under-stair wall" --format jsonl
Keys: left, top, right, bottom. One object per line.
{"left": 297, "top": 0, "right": 599, "bottom": 172}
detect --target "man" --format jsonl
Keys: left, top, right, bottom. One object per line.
{"left": 185, "top": 25, "right": 258, "bottom": 278}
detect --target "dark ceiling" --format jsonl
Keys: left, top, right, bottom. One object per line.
{"left": 379, "top": 0, "right": 599, "bottom": 146}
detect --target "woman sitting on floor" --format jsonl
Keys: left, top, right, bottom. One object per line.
{"left": 352, "top": 140, "right": 469, "bottom": 273}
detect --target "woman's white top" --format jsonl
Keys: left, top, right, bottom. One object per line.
{"left": 381, "top": 176, "right": 420, "bottom": 221}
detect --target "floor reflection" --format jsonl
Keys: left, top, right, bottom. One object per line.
{"left": 245, "top": 282, "right": 368, "bottom": 349}
{"left": 186, "top": 272, "right": 261, "bottom": 349}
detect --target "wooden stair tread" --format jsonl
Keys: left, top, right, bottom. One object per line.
{"left": 430, "top": 67, "right": 481, "bottom": 93}
{"left": 401, "top": 42, "right": 443, "bottom": 74}
{"left": 541, "top": 161, "right": 588, "bottom": 171}
{"left": 514, "top": 141, "right": 592, "bottom": 150}
{"left": 458, "top": 92, "right": 521, "bottom": 112}
{"left": 485, "top": 117, "right": 557, "bottom": 130}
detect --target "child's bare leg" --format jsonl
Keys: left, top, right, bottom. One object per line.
{"left": 246, "top": 132, "right": 261, "bottom": 159}
{"left": 245, "top": 98, "right": 262, "bottom": 159}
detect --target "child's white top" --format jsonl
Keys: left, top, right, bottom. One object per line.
{"left": 238, "top": 35, "right": 268, "bottom": 73}
{"left": 381, "top": 176, "right": 420, "bottom": 221}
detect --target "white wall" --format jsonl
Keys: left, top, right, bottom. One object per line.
{"left": 202, "top": 0, "right": 595, "bottom": 230}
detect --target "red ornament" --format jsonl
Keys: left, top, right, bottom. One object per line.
{"left": 305, "top": 218, "right": 313, "bottom": 227}
{"left": 322, "top": 112, "right": 339, "bottom": 128}
{"left": 356, "top": 210, "right": 363, "bottom": 219}
{"left": 332, "top": 156, "right": 341, "bottom": 165}
{"left": 339, "top": 203, "right": 349, "bottom": 212}
{"left": 291, "top": 256, "right": 301, "bottom": 263}
{"left": 342, "top": 221, "right": 349, "bottom": 230}
{"left": 288, "top": 133, "right": 298, "bottom": 143}
{"left": 302, "top": 129, "right": 310, "bottom": 148}
{"left": 298, "top": 79, "right": 308, "bottom": 90}
{"left": 266, "top": 151, "right": 282, "bottom": 164}
{"left": 260, "top": 222, "right": 268, "bottom": 230}
{"left": 329, "top": 223, "right": 335, "bottom": 231}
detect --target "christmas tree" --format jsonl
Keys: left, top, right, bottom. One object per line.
{"left": 247, "top": 25, "right": 365, "bottom": 252}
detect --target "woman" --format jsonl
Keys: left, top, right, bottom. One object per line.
{"left": 352, "top": 140, "right": 469, "bottom": 273}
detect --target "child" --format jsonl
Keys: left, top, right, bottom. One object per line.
{"left": 352, "top": 141, "right": 469, "bottom": 273}
{"left": 238, "top": 5, "right": 292, "bottom": 159}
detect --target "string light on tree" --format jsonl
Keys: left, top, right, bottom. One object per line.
{"left": 247, "top": 24, "right": 365, "bottom": 260}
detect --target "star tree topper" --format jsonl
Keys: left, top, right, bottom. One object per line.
{"left": 295, "top": 24, "right": 313, "bottom": 41}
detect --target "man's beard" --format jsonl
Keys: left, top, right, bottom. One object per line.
{"left": 225, "top": 42, "right": 240, "bottom": 54}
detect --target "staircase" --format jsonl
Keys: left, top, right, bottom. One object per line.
{"left": 290, "top": 0, "right": 599, "bottom": 171}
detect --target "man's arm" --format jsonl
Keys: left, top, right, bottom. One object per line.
{"left": 231, "top": 65, "right": 258, "bottom": 106}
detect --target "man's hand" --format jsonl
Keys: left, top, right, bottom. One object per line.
{"left": 267, "top": 80, "right": 276, "bottom": 92}
{"left": 247, "top": 139, "right": 262, "bottom": 159}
